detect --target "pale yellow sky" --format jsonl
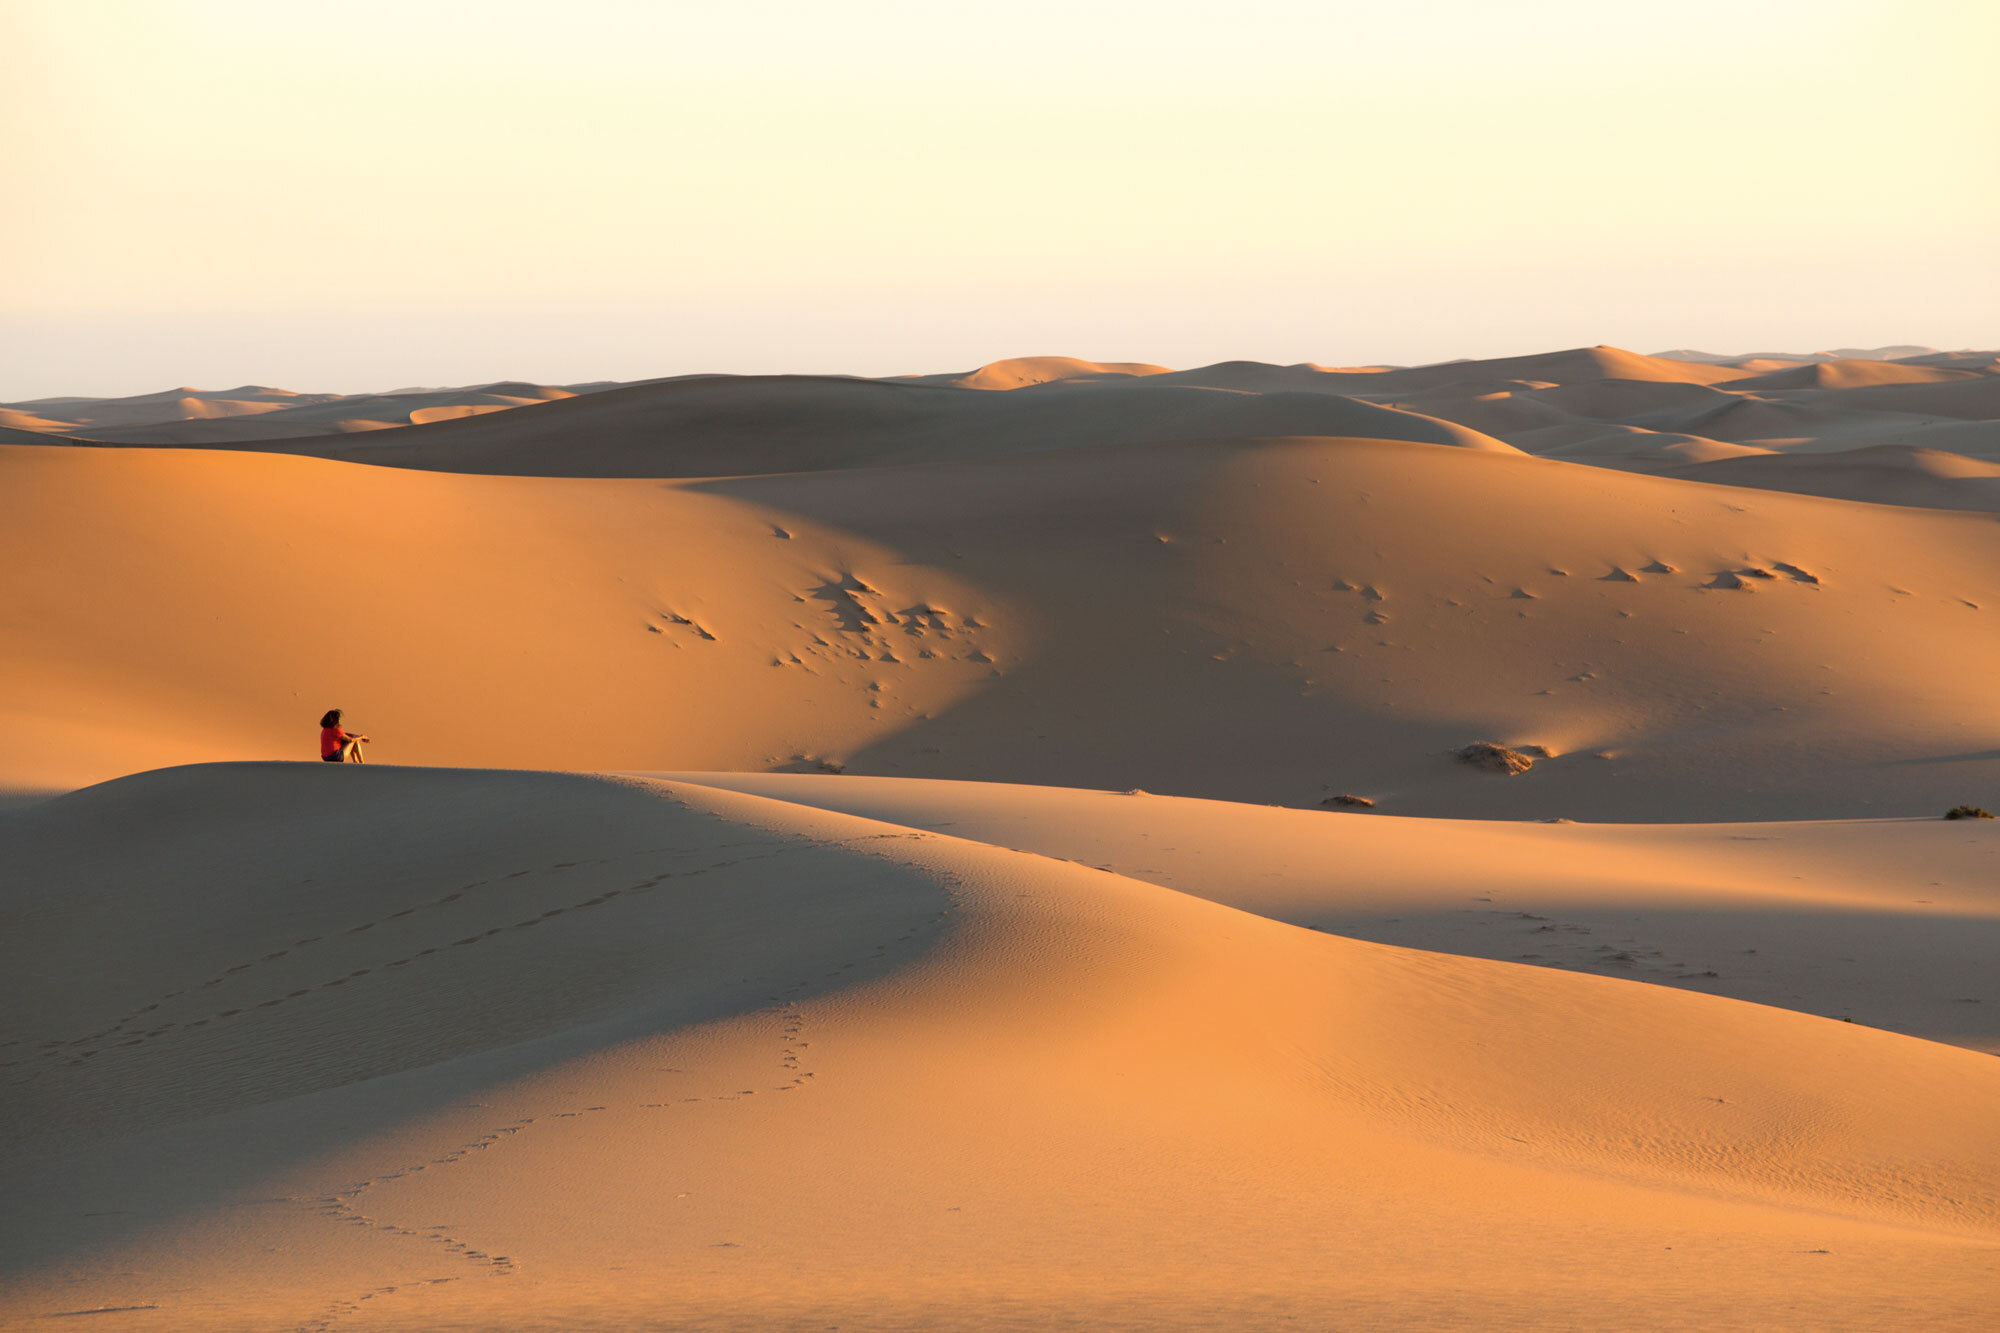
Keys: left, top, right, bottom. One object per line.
{"left": 4, "top": 0, "right": 1994, "bottom": 396}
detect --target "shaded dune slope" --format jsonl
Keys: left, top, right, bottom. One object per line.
{"left": 3, "top": 764, "right": 1996, "bottom": 1330}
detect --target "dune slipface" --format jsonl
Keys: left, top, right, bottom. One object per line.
{"left": 7, "top": 345, "right": 2000, "bottom": 1331}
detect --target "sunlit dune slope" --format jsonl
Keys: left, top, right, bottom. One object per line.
{"left": 672, "top": 773, "right": 2000, "bottom": 1054}
{"left": 3, "top": 764, "right": 1996, "bottom": 1330}
{"left": 0, "top": 408, "right": 82, "bottom": 433}
{"left": 0, "top": 444, "right": 1009, "bottom": 794}
{"left": 918, "top": 355, "right": 1171, "bottom": 389}
{"left": 8, "top": 436, "right": 2000, "bottom": 817}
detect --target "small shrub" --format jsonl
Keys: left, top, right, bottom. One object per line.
{"left": 1944, "top": 805, "right": 1993, "bottom": 820}
{"left": 1456, "top": 741, "right": 1535, "bottom": 776}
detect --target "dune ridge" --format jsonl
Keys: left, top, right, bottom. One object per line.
{"left": 11, "top": 341, "right": 1997, "bottom": 510}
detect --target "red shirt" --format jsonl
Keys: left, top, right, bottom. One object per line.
{"left": 321, "top": 726, "right": 349, "bottom": 758}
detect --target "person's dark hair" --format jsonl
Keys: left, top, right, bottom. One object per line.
{"left": 320, "top": 709, "right": 342, "bottom": 728}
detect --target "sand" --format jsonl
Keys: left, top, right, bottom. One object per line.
{"left": 5, "top": 765, "right": 1997, "bottom": 1331}
{"left": 0, "top": 383, "right": 592, "bottom": 445}
{"left": 666, "top": 772, "right": 2000, "bottom": 1056}
{"left": 10, "top": 431, "right": 2000, "bottom": 816}
{"left": 14, "top": 341, "right": 1997, "bottom": 509}
{"left": 7, "top": 343, "right": 2000, "bottom": 1329}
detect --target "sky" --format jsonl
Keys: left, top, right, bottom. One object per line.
{"left": 4, "top": 0, "right": 1995, "bottom": 398}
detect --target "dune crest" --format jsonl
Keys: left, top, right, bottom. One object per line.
{"left": 11, "top": 341, "right": 1996, "bottom": 509}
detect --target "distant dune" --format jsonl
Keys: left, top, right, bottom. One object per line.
{"left": 1655, "top": 345, "right": 1944, "bottom": 365}
{"left": 154, "top": 374, "right": 1514, "bottom": 476}
{"left": 917, "top": 354, "right": 1173, "bottom": 389}
{"left": 0, "top": 381, "right": 594, "bottom": 445}
{"left": 14, "top": 341, "right": 1995, "bottom": 509}
{"left": 1719, "top": 358, "right": 1980, "bottom": 392}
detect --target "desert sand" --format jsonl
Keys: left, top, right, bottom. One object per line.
{"left": 5, "top": 344, "right": 1999, "bottom": 1330}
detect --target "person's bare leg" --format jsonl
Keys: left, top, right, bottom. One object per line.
{"left": 340, "top": 739, "right": 364, "bottom": 763}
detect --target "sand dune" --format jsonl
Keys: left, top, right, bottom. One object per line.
{"left": 1659, "top": 445, "right": 2000, "bottom": 513}
{"left": 1838, "top": 417, "right": 2000, "bottom": 463}
{"left": 1127, "top": 346, "right": 1750, "bottom": 399}
{"left": 11, "top": 340, "right": 2000, "bottom": 1330}
{"left": 1376, "top": 378, "right": 1739, "bottom": 439}
{"left": 71, "top": 385, "right": 585, "bottom": 445}
{"left": 13, "top": 343, "right": 1996, "bottom": 519}
{"left": 918, "top": 355, "right": 1172, "bottom": 390}
{"left": 1366, "top": 344, "right": 1750, "bottom": 389}
{"left": 1, "top": 385, "right": 326, "bottom": 435}
{"left": 1504, "top": 422, "right": 1772, "bottom": 465}
{"left": 678, "top": 771, "right": 2000, "bottom": 1053}
{"left": 0, "top": 443, "right": 1012, "bottom": 796}
{"left": 9, "top": 434, "right": 2000, "bottom": 817}
{"left": 0, "top": 422, "right": 80, "bottom": 445}
{"left": 1521, "top": 375, "right": 1740, "bottom": 419}
{"left": 1806, "top": 374, "right": 2000, "bottom": 423}
{"left": 1902, "top": 350, "right": 2000, "bottom": 374}
{"left": 1656, "top": 345, "right": 1943, "bottom": 366}
{"left": 151, "top": 374, "right": 1510, "bottom": 476}
{"left": 1719, "top": 358, "right": 1981, "bottom": 392}
{"left": 0, "top": 407, "right": 86, "bottom": 433}
{"left": 0, "top": 382, "right": 592, "bottom": 446}
{"left": 1356, "top": 380, "right": 1579, "bottom": 435}
{"left": 1619, "top": 395, "right": 1947, "bottom": 448}
{"left": 4, "top": 764, "right": 1996, "bottom": 1330}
